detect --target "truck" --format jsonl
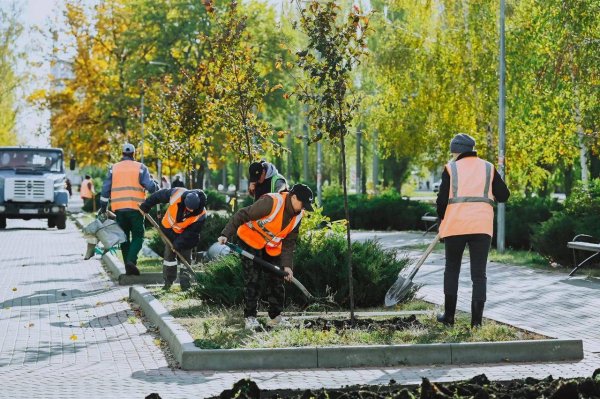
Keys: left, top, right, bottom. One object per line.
{"left": 0, "top": 147, "right": 69, "bottom": 229}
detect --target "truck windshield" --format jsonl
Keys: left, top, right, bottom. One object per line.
{"left": 0, "top": 149, "right": 63, "bottom": 173}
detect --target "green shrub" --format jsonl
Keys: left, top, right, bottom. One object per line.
{"left": 322, "top": 191, "right": 434, "bottom": 231}
{"left": 205, "top": 189, "right": 229, "bottom": 211}
{"left": 191, "top": 235, "right": 411, "bottom": 308}
{"left": 194, "top": 255, "right": 245, "bottom": 306}
{"left": 494, "top": 196, "right": 562, "bottom": 250}
{"left": 532, "top": 180, "right": 600, "bottom": 266}
{"left": 197, "top": 214, "right": 229, "bottom": 251}
{"left": 147, "top": 213, "right": 230, "bottom": 255}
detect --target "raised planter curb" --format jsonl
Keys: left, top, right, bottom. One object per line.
{"left": 130, "top": 286, "right": 585, "bottom": 371}
{"left": 102, "top": 252, "right": 166, "bottom": 285}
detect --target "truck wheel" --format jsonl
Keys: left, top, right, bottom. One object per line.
{"left": 0, "top": 217, "right": 6, "bottom": 229}
{"left": 56, "top": 214, "right": 66, "bottom": 230}
{"left": 48, "top": 217, "right": 56, "bottom": 228}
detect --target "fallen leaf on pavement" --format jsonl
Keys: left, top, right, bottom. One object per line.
{"left": 70, "top": 334, "right": 78, "bottom": 341}
{"left": 12, "top": 288, "right": 17, "bottom": 292}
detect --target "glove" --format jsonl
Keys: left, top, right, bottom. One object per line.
{"left": 139, "top": 202, "right": 151, "bottom": 213}
{"left": 217, "top": 236, "right": 228, "bottom": 245}
{"left": 97, "top": 206, "right": 107, "bottom": 222}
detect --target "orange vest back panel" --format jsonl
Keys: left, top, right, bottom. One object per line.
{"left": 80, "top": 178, "right": 94, "bottom": 199}
{"left": 237, "top": 193, "right": 303, "bottom": 256}
{"left": 439, "top": 157, "right": 495, "bottom": 238}
{"left": 161, "top": 188, "right": 206, "bottom": 233}
{"left": 110, "top": 160, "right": 145, "bottom": 211}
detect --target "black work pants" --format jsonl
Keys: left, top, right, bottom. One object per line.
{"left": 443, "top": 234, "right": 491, "bottom": 301}
{"left": 240, "top": 242, "right": 285, "bottom": 319}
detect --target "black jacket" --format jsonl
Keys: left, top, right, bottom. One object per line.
{"left": 436, "top": 152, "right": 510, "bottom": 220}
{"left": 142, "top": 188, "right": 206, "bottom": 251}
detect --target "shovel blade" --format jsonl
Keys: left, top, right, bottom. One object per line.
{"left": 384, "top": 276, "right": 413, "bottom": 307}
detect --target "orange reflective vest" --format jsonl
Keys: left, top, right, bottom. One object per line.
{"left": 80, "top": 178, "right": 94, "bottom": 199}
{"left": 237, "top": 192, "right": 303, "bottom": 256}
{"left": 439, "top": 157, "right": 495, "bottom": 238}
{"left": 110, "top": 160, "right": 145, "bottom": 211}
{"left": 161, "top": 188, "right": 206, "bottom": 234}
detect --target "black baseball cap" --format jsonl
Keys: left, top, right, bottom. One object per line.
{"left": 248, "top": 162, "right": 265, "bottom": 183}
{"left": 289, "top": 184, "right": 314, "bottom": 211}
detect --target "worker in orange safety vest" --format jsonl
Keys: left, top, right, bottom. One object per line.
{"left": 80, "top": 175, "right": 96, "bottom": 211}
{"left": 436, "top": 133, "right": 510, "bottom": 328}
{"left": 139, "top": 188, "right": 207, "bottom": 291}
{"left": 218, "top": 184, "right": 314, "bottom": 331}
{"left": 99, "top": 143, "right": 159, "bottom": 275}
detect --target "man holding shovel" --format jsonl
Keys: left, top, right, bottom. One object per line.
{"left": 436, "top": 133, "right": 510, "bottom": 328}
{"left": 139, "top": 187, "right": 207, "bottom": 291}
{"left": 218, "top": 184, "right": 314, "bottom": 330}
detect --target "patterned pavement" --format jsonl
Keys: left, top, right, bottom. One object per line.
{"left": 0, "top": 223, "right": 598, "bottom": 398}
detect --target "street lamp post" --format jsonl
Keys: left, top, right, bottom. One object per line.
{"left": 497, "top": 0, "right": 506, "bottom": 253}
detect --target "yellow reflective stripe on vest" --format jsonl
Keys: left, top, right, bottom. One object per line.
{"left": 112, "top": 186, "right": 145, "bottom": 192}
{"left": 111, "top": 197, "right": 144, "bottom": 203}
{"left": 169, "top": 188, "right": 186, "bottom": 205}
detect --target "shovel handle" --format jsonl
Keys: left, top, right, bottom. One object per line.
{"left": 226, "top": 242, "right": 314, "bottom": 299}
{"left": 139, "top": 209, "right": 196, "bottom": 277}
{"left": 407, "top": 233, "right": 441, "bottom": 280}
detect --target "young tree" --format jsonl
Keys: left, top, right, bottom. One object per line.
{"left": 0, "top": 4, "right": 23, "bottom": 145}
{"left": 292, "top": 0, "right": 370, "bottom": 321}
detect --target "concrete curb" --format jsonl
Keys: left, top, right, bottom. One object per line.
{"left": 101, "top": 252, "right": 166, "bottom": 285}
{"left": 130, "top": 286, "right": 584, "bottom": 371}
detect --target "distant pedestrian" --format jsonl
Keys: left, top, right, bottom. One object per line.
{"left": 65, "top": 178, "right": 72, "bottom": 197}
{"left": 171, "top": 175, "right": 185, "bottom": 188}
{"left": 160, "top": 176, "right": 170, "bottom": 189}
{"left": 247, "top": 161, "right": 288, "bottom": 201}
{"left": 80, "top": 175, "right": 95, "bottom": 211}
{"left": 436, "top": 133, "right": 510, "bottom": 328}
{"left": 99, "top": 143, "right": 159, "bottom": 275}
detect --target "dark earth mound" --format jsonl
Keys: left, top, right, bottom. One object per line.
{"left": 300, "top": 315, "right": 421, "bottom": 331}
{"left": 211, "top": 369, "right": 600, "bottom": 399}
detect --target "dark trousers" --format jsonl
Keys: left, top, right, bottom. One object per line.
{"left": 163, "top": 245, "right": 192, "bottom": 286}
{"left": 444, "top": 234, "right": 491, "bottom": 301}
{"left": 115, "top": 210, "right": 145, "bottom": 265}
{"left": 240, "top": 242, "right": 285, "bottom": 319}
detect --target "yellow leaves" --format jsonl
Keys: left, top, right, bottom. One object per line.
{"left": 275, "top": 61, "right": 282, "bottom": 70}
{"left": 270, "top": 83, "right": 283, "bottom": 92}
{"left": 70, "top": 334, "right": 78, "bottom": 341}
{"left": 11, "top": 287, "right": 17, "bottom": 292}
{"left": 283, "top": 93, "right": 290, "bottom": 100}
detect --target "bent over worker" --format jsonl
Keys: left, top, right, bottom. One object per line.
{"left": 99, "top": 143, "right": 158, "bottom": 275}
{"left": 218, "top": 184, "right": 314, "bottom": 330}
{"left": 139, "top": 188, "right": 207, "bottom": 291}
{"left": 436, "top": 133, "right": 510, "bottom": 328}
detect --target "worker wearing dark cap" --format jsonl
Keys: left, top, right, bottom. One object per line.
{"left": 100, "top": 143, "right": 159, "bottom": 275}
{"left": 436, "top": 133, "right": 510, "bottom": 328}
{"left": 140, "top": 188, "right": 207, "bottom": 290}
{"left": 218, "top": 184, "right": 313, "bottom": 330}
{"left": 248, "top": 161, "right": 288, "bottom": 201}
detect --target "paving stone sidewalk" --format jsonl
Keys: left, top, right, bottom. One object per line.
{"left": 0, "top": 224, "right": 598, "bottom": 399}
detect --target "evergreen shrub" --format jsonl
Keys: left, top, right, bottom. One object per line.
{"left": 532, "top": 180, "right": 600, "bottom": 266}
{"left": 322, "top": 190, "right": 434, "bottom": 230}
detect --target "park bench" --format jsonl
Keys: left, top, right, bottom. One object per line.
{"left": 421, "top": 213, "right": 438, "bottom": 236}
{"left": 567, "top": 234, "right": 600, "bottom": 276}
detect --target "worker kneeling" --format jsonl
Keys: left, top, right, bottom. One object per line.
{"left": 139, "top": 188, "right": 207, "bottom": 291}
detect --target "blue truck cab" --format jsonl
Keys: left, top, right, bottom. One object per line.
{"left": 0, "top": 147, "right": 69, "bottom": 229}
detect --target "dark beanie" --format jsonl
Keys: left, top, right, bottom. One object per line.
{"left": 450, "top": 133, "right": 476, "bottom": 154}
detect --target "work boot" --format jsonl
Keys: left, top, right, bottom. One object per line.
{"left": 179, "top": 270, "right": 192, "bottom": 292}
{"left": 125, "top": 261, "right": 141, "bottom": 276}
{"left": 436, "top": 295, "right": 457, "bottom": 326}
{"left": 267, "top": 315, "right": 292, "bottom": 328}
{"left": 244, "top": 316, "right": 261, "bottom": 331}
{"left": 471, "top": 300, "right": 485, "bottom": 328}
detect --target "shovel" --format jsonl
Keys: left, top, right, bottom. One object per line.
{"left": 139, "top": 209, "right": 197, "bottom": 278}
{"left": 224, "top": 242, "right": 316, "bottom": 301}
{"left": 384, "top": 233, "right": 440, "bottom": 307}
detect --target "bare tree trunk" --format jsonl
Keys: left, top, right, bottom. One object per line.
{"left": 340, "top": 134, "right": 355, "bottom": 324}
